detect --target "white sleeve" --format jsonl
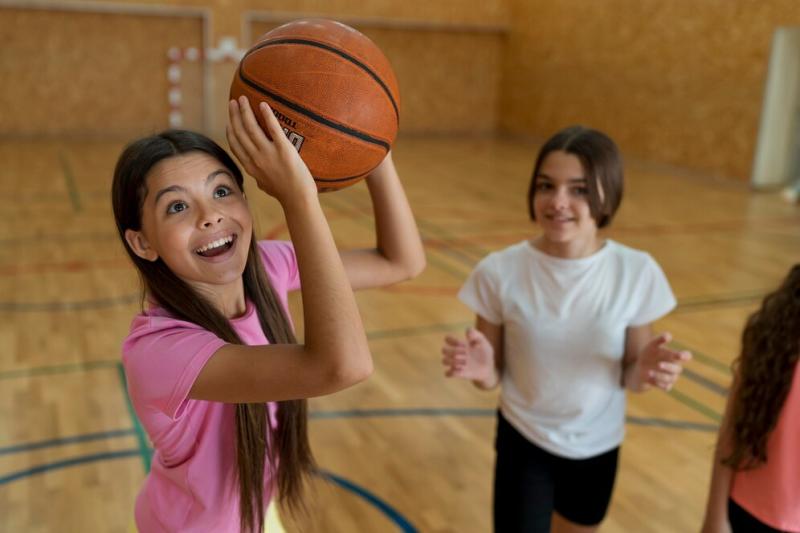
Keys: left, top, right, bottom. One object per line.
{"left": 458, "top": 254, "right": 503, "bottom": 325}
{"left": 629, "top": 255, "right": 677, "bottom": 326}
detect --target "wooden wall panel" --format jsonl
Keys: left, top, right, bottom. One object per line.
{"left": 501, "top": 0, "right": 800, "bottom": 181}
{"left": 0, "top": 6, "right": 204, "bottom": 138}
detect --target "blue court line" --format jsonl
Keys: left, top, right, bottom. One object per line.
{"left": 319, "top": 469, "right": 418, "bottom": 533}
{"left": 308, "top": 408, "right": 718, "bottom": 431}
{"left": 0, "top": 449, "right": 140, "bottom": 485}
{"left": 311, "top": 407, "right": 494, "bottom": 419}
{"left": 0, "top": 450, "right": 417, "bottom": 532}
{"left": 0, "top": 410, "right": 718, "bottom": 460}
{"left": 0, "top": 428, "right": 135, "bottom": 456}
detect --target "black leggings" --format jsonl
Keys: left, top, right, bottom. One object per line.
{"left": 729, "top": 498, "right": 785, "bottom": 533}
{"left": 493, "top": 411, "right": 619, "bottom": 533}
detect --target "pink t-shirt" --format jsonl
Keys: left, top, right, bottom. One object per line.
{"left": 731, "top": 361, "right": 800, "bottom": 532}
{"left": 122, "top": 241, "right": 300, "bottom": 533}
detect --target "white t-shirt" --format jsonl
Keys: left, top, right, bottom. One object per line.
{"left": 459, "top": 240, "right": 676, "bottom": 459}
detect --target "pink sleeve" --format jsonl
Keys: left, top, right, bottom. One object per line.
{"left": 257, "top": 240, "right": 300, "bottom": 294}
{"left": 122, "top": 315, "right": 226, "bottom": 419}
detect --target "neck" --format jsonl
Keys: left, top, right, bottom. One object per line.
{"left": 532, "top": 234, "right": 603, "bottom": 259}
{"left": 190, "top": 277, "right": 248, "bottom": 318}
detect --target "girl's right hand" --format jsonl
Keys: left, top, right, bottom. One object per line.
{"left": 441, "top": 328, "right": 497, "bottom": 388}
{"left": 226, "top": 96, "right": 316, "bottom": 205}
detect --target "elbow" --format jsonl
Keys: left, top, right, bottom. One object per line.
{"left": 397, "top": 254, "right": 426, "bottom": 282}
{"left": 326, "top": 350, "right": 374, "bottom": 391}
{"left": 408, "top": 254, "right": 426, "bottom": 279}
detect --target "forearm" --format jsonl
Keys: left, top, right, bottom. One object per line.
{"left": 364, "top": 156, "right": 426, "bottom": 279}
{"left": 702, "top": 390, "right": 737, "bottom": 531}
{"left": 282, "top": 192, "right": 372, "bottom": 381}
{"left": 703, "top": 453, "right": 734, "bottom": 530}
{"left": 622, "top": 356, "right": 648, "bottom": 392}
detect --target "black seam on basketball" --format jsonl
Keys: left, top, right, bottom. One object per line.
{"left": 248, "top": 38, "right": 399, "bottom": 123}
{"left": 313, "top": 171, "right": 370, "bottom": 183}
{"left": 237, "top": 67, "right": 391, "bottom": 151}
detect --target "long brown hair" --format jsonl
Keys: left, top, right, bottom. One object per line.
{"left": 724, "top": 264, "right": 800, "bottom": 469}
{"left": 111, "top": 130, "right": 314, "bottom": 532}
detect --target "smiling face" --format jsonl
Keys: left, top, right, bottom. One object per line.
{"left": 531, "top": 150, "right": 600, "bottom": 257}
{"left": 124, "top": 151, "right": 253, "bottom": 306}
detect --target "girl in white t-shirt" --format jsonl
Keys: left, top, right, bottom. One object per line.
{"left": 441, "top": 125, "right": 692, "bottom": 533}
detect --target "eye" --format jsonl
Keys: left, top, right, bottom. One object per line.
{"left": 535, "top": 182, "right": 553, "bottom": 191}
{"left": 167, "top": 201, "right": 187, "bottom": 214}
{"left": 214, "top": 185, "right": 232, "bottom": 198}
{"left": 572, "top": 186, "right": 589, "bottom": 196}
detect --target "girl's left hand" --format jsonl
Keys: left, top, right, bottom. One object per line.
{"left": 637, "top": 332, "right": 692, "bottom": 391}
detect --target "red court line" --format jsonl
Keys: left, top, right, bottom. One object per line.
{"left": 379, "top": 285, "right": 459, "bottom": 296}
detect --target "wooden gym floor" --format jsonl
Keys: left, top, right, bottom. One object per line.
{"left": 0, "top": 135, "right": 798, "bottom": 532}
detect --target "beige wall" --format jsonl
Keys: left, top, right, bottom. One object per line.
{"left": 0, "top": 0, "right": 508, "bottom": 138}
{"left": 4, "top": 0, "right": 792, "bottom": 182}
{"left": 0, "top": 5, "right": 205, "bottom": 137}
{"left": 501, "top": 0, "right": 799, "bottom": 181}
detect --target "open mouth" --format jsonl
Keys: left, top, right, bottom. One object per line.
{"left": 195, "top": 234, "right": 236, "bottom": 258}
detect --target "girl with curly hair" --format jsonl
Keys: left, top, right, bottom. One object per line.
{"left": 702, "top": 264, "right": 800, "bottom": 532}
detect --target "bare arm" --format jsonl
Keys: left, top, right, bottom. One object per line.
{"left": 339, "top": 152, "right": 426, "bottom": 290}
{"left": 441, "top": 315, "right": 504, "bottom": 391}
{"left": 622, "top": 325, "right": 691, "bottom": 392}
{"left": 701, "top": 378, "right": 737, "bottom": 533}
{"left": 189, "top": 97, "right": 372, "bottom": 403}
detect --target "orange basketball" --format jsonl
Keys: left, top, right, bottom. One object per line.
{"left": 230, "top": 19, "right": 400, "bottom": 192}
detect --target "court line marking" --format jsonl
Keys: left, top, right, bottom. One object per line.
{"left": 0, "top": 411, "right": 718, "bottom": 459}
{"left": 117, "top": 363, "right": 152, "bottom": 472}
{"left": 0, "top": 452, "right": 418, "bottom": 532}
{"left": 318, "top": 470, "right": 418, "bottom": 533}
{"left": 58, "top": 151, "right": 81, "bottom": 213}
{"left": 0, "top": 428, "right": 136, "bottom": 456}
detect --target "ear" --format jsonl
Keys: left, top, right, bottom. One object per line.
{"left": 125, "top": 229, "right": 159, "bottom": 262}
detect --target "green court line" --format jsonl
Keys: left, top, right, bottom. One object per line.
{"left": 116, "top": 363, "right": 151, "bottom": 473}
{"left": 670, "top": 340, "right": 731, "bottom": 375}
{"left": 58, "top": 151, "right": 82, "bottom": 212}
{"left": 0, "top": 360, "right": 117, "bottom": 381}
{"left": 668, "top": 388, "right": 722, "bottom": 422}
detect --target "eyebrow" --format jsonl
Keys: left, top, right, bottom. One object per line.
{"left": 153, "top": 169, "right": 234, "bottom": 204}
{"left": 537, "top": 173, "right": 587, "bottom": 184}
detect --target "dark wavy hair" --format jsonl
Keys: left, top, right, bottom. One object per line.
{"left": 724, "top": 264, "right": 800, "bottom": 469}
{"left": 111, "top": 130, "right": 314, "bottom": 532}
{"left": 528, "top": 125, "right": 624, "bottom": 228}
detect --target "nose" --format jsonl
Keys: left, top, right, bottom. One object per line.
{"left": 197, "top": 204, "right": 223, "bottom": 228}
{"left": 550, "top": 186, "right": 570, "bottom": 210}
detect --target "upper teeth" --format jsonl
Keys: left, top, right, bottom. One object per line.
{"left": 196, "top": 235, "right": 233, "bottom": 253}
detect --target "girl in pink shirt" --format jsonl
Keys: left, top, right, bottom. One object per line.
{"left": 112, "top": 97, "right": 425, "bottom": 532}
{"left": 702, "top": 265, "right": 800, "bottom": 533}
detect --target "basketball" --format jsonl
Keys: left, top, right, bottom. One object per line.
{"left": 230, "top": 19, "right": 400, "bottom": 192}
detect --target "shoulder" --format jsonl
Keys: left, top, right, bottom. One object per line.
{"left": 605, "top": 240, "right": 661, "bottom": 272}
{"left": 123, "top": 311, "right": 224, "bottom": 367}
{"left": 256, "top": 240, "right": 296, "bottom": 271}
{"left": 475, "top": 241, "right": 530, "bottom": 272}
